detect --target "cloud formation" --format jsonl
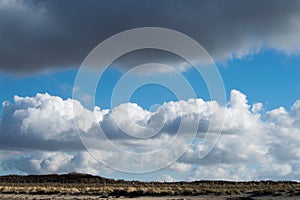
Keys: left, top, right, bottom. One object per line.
{"left": 1, "top": 0, "right": 300, "bottom": 73}
{"left": 1, "top": 90, "right": 300, "bottom": 180}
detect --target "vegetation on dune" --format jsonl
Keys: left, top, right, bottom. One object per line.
{"left": 0, "top": 173, "right": 299, "bottom": 198}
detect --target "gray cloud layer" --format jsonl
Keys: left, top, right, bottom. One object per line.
{"left": 1, "top": 0, "right": 300, "bottom": 73}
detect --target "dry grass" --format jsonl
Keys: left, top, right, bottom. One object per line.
{"left": 0, "top": 173, "right": 300, "bottom": 198}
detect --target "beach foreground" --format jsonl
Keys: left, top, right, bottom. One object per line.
{"left": 0, "top": 194, "right": 299, "bottom": 200}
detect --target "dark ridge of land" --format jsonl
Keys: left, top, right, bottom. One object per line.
{"left": 0, "top": 172, "right": 116, "bottom": 184}
{"left": 0, "top": 173, "right": 300, "bottom": 198}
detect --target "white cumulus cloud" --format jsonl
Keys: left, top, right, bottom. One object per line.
{"left": 0, "top": 90, "right": 300, "bottom": 180}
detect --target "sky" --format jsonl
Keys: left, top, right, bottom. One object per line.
{"left": 0, "top": 0, "right": 300, "bottom": 181}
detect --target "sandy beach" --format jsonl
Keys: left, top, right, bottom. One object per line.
{"left": 0, "top": 194, "right": 299, "bottom": 200}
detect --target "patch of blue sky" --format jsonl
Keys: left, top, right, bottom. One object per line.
{"left": 1, "top": 49, "right": 300, "bottom": 116}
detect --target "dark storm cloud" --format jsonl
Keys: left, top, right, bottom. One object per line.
{"left": 1, "top": 0, "right": 300, "bottom": 74}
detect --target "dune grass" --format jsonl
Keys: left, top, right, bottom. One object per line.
{"left": 0, "top": 173, "right": 299, "bottom": 197}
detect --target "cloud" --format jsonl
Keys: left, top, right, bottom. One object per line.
{"left": 1, "top": 90, "right": 300, "bottom": 180}
{"left": 1, "top": 0, "right": 300, "bottom": 74}
{"left": 0, "top": 93, "right": 108, "bottom": 150}
{"left": 1, "top": 150, "right": 112, "bottom": 175}
{"left": 169, "top": 162, "right": 192, "bottom": 173}
{"left": 157, "top": 174, "right": 176, "bottom": 182}
{"left": 189, "top": 165, "right": 257, "bottom": 181}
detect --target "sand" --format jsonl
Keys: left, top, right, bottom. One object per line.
{"left": 0, "top": 194, "right": 299, "bottom": 200}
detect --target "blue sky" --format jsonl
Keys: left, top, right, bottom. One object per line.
{"left": 1, "top": 49, "right": 299, "bottom": 114}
